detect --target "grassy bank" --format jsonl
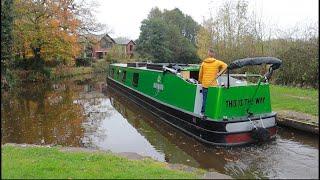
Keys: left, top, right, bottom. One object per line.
{"left": 50, "top": 67, "right": 94, "bottom": 79}
{"left": 50, "top": 60, "right": 109, "bottom": 79}
{"left": 2, "top": 145, "right": 204, "bottom": 179}
{"left": 12, "top": 62, "right": 108, "bottom": 83}
{"left": 270, "top": 85, "right": 318, "bottom": 116}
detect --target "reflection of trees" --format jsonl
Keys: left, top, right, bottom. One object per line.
{"left": 2, "top": 80, "right": 85, "bottom": 147}
{"left": 1, "top": 74, "right": 111, "bottom": 148}
{"left": 74, "top": 83, "right": 113, "bottom": 148}
{"left": 107, "top": 88, "right": 199, "bottom": 167}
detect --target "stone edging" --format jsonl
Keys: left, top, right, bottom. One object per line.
{"left": 276, "top": 116, "right": 319, "bottom": 134}
{"left": 276, "top": 111, "right": 318, "bottom": 135}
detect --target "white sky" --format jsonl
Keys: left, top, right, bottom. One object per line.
{"left": 95, "top": 0, "right": 319, "bottom": 40}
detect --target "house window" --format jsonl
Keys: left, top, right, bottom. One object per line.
{"left": 122, "top": 71, "right": 127, "bottom": 82}
{"left": 106, "top": 42, "right": 113, "bottom": 48}
{"left": 101, "top": 40, "right": 107, "bottom": 49}
{"left": 97, "top": 52, "right": 103, "bottom": 59}
{"left": 132, "top": 73, "right": 139, "bottom": 87}
{"left": 129, "top": 45, "right": 133, "bottom": 51}
{"left": 101, "top": 39, "right": 113, "bottom": 49}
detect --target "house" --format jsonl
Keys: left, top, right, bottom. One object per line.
{"left": 92, "top": 34, "right": 116, "bottom": 59}
{"left": 80, "top": 34, "right": 135, "bottom": 60}
{"left": 114, "top": 38, "right": 136, "bottom": 58}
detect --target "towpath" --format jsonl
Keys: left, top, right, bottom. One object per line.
{"left": 277, "top": 110, "right": 318, "bottom": 134}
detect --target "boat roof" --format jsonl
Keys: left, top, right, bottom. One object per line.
{"left": 110, "top": 62, "right": 200, "bottom": 71}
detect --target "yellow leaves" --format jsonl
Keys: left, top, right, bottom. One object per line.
{"left": 196, "top": 27, "right": 213, "bottom": 60}
{"left": 13, "top": 0, "right": 81, "bottom": 64}
{"left": 50, "top": 19, "right": 60, "bottom": 28}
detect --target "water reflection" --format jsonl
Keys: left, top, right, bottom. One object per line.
{"left": 74, "top": 86, "right": 165, "bottom": 161}
{"left": 2, "top": 80, "right": 85, "bottom": 146}
{"left": 1, "top": 75, "right": 318, "bottom": 179}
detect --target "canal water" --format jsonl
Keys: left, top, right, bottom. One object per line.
{"left": 1, "top": 74, "right": 318, "bottom": 179}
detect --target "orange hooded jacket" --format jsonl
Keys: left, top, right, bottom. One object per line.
{"left": 198, "top": 58, "right": 228, "bottom": 88}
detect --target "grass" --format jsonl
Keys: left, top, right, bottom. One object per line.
{"left": 270, "top": 85, "right": 318, "bottom": 116}
{"left": 1, "top": 145, "right": 204, "bottom": 179}
{"left": 50, "top": 67, "right": 94, "bottom": 79}
{"left": 51, "top": 60, "right": 109, "bottom": 79}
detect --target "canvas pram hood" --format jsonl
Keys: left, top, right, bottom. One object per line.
{"left": 228, "top": 57, "right": 282, "bottom": 70}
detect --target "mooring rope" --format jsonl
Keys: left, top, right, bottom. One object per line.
{"left": 259, "top": 115, "right": 265, "bottom": 128}
{"left": 248, "top": 117, "right": 258, "bottom": 130}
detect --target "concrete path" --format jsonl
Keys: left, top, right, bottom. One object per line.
{"left": 277, "top": 110, "right": 318, "bottom": 134}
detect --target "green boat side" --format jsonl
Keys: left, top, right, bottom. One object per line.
{"left": 109, "top": 64, "right": 196, "bottom": 112}
{"left": 108, "top": 63, "right": 273, "bottom": 121}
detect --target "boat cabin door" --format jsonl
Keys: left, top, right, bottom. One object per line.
{"left": 193, "top": 84, "right": 203, "bottom": 114}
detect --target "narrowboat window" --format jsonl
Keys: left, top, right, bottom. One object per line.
{"left": 122, "top": 71, "right": 127, "bottom": 82}
{"left": 110, "top": 68, "right": 115, "bottom": 77}
{"left": 116, "top": 69, "right": 120, "bottom": 79}
{"left": 132, "top": 73, "right": 139, "bottom": 87}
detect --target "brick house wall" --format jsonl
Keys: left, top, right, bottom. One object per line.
{"left": 126, "top": 40, "right": 136, "bottom": 58}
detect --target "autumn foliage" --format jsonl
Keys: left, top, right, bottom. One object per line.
{"left": 13, "top": 0, "right": 81, "bottom": 66}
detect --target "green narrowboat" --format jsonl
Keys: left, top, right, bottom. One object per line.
{"left": 106, "top": 57, "right": 282, "bottom": 146}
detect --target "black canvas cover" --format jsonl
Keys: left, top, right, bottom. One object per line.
{"left": 228, "top": 57, "right": 282, "bottom": 70}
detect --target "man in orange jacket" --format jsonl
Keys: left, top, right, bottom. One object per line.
{"left": 199, "top": 49, "right": 228, "bottom": 115}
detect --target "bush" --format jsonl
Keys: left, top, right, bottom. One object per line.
{"left": 12, "top": 57, "right": 40, "bottom": 70}
{"left": 1, "top": 69, "right": 18, "bottom": 89}
{"left": 41, "top": 67, "right": 52, "bottom": 78}
{"left": 273, "top": 40, "right": 319, "bottom": 88}
{"left": 13, "top": 57, "right": 65, "bottom": 70}
{"left": 26, "top": 71, "right": 46, "bottom": 82}
{"left": 45, "top": 58, "right": 64, "bottom": 67}
{"left": 75, "top": 57, "right": 93, "bottom": 67}
{"left": 105, "top": 54, "right": 119, "bottom": 63}
{"left": 92, "top": 60, "right": 108, "bottom": 73}
{"left": 12, "top": 57, "right": 26, "bottom": 69}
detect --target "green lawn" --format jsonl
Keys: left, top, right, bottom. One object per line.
{"left": 2, "top": 145, "right": 203, "bottom": 179}
{"left": 270, "top": 85, "right": 319, "bottom": 116}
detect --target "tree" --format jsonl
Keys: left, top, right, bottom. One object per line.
{"left": 1, "top": 0, "right": 15, "bottom": 88}
{"left": 1, "top": 0, "right": 14, "bottom": 72}
{"left": 73, "top": 0, "right": 106, "bottom": 35}
{"left": 162, "top": 8, "right": 199, "bottom": 45}
{"left": 199, "top": 0, "right": 266, "bottom": 63}
{"left": 136, "top": 8, "right": 199, "bottom": 63}
{"left": 200, "top": 0, "right": 318, "bottom": 88}
{"left": 148, "top": 7, "right": 162, "bottom": 19}
{"left": 136, "top": 18, "right": 173, "bottom": 62}
{"left": 13, "top": 0, "right": 81, "bottom": 67}
{"left": 196, "top": 27, "right": 213, "bottom": 60}
{"left": 12, "top": 0, "right": 106, "bottom": 69}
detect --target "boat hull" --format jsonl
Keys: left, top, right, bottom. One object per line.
{"left": 107, "top": 77, "right": 277, "bottom": 146}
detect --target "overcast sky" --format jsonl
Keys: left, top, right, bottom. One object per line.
{"left": 95, "top": 0, "right": 319, "bottom": 40}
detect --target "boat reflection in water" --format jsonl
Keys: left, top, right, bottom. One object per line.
{"left": 106, "top": 86, "right": 232, "bottom": 166}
